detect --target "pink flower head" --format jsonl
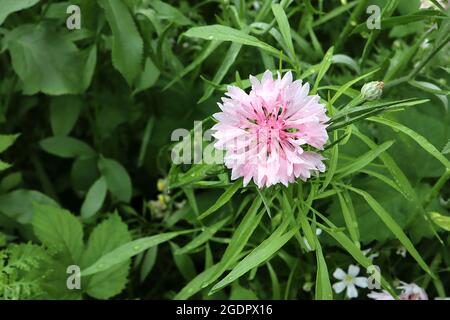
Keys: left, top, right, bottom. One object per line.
{"left": 212, "top": 70, "right": 329, "bottom": 188}
{"left": 368, "top": 282, "right": 428, "bottom": 300}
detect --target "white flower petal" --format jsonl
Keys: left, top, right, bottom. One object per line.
{"left": 348, "top": 264, "right": 360, "bottom": 277}
{"left": 354, "top": 277, "right": 368, "bottom": 288}
{"left": 332, "top": 281, "right": 346, "bottom": 294}
{"left": 346, "top": 284, "right": 358, "bottom": 299}
{"left": 333, "top": 268, "right": 346, "bottom": 280}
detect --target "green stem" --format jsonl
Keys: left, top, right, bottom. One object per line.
{"left": 423, "top": 169, "right": 450, "bottom": 209}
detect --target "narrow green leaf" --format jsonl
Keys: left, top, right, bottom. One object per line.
{"left": 266, "top": 262, "right": 281, "bottom": 300}
{"left": 183, "top": 25, "right": 279, "bottom": 56}
{"left": 176, "top": 217, "right": 229, "bottom": 255}
{"left": 199, "top": 180, "right": 242, "bottom": 219}
{"left": 369, "top": 117, "right": 450, "bottom": 170}
{"left": 347, "top": 186, "right": 435, "bottom": 278}
{"left": 198, "top": 42, "right": 242, "bottom": 103}
{"left": 81, "top": 230, "right": 193, "bottom": 276}
{"left": 335, "top": 188, "right": 359, "bottom": 245}
{"left": 315, "top": 240, "right": 333, "bottom": 300}
{"left": 211, "top": 228, "right": 297, "bottom": 293}
{"left": 430, "top": 212, "right": 450, "bottom": 231}
{"left": 335, "top": 140, "right": 394, "bottom": 179}
{"left": 330, "top": 68, "right": 380, "bottom": 105}
{"left": 271, "top": 3, "right": 295, "bottom": 59}
{"left": 312, "top": 46, "right": 334, "bottom": 94}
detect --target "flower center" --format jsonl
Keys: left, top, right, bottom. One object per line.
{"left": 344, "top": 275, "right": 354, "bottom": 284}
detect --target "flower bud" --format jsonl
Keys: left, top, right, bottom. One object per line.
{"left": 361, "top": 81, "right": 384, "bottom": 101}
{"left": 157, "top": 179, "right": 166, "bottom": 192}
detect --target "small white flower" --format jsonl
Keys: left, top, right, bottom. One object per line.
{"left": 367, "top": 290, "right": 395, "bottom": 300}
{"left": 302, "top": 281, "right": 314, "bottom": 292}
{"left": 303, "top": 228, "right": 322, "bottom": 251}
{"left": 332, "top": 265, "right": 368, "bottom": 299}
{"left": 421, "top": 38, "right": 430, "bottom": 49}
{"left": 396, "top": 246, "right": 407, "bottom": 258}
{"left": 362, "top": 248, "right": 379, "bottom": 262}
{"left": 420, "top": 0, "right": 449, "bottom": 9}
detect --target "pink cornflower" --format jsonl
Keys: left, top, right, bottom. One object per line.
{"left": 368, "top": 282, "right": 428, "bottom": 300}
{"left": 212, "top": 70, "right": 329, "bottom": 188}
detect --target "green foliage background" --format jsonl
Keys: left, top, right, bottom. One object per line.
{"left": 0, "top": 0, "right": 449, "bottom": 300}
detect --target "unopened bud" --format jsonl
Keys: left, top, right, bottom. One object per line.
{"left": 157, "top": 179, "right": 166, "bottom": 192}
{"left": 361, "top": 81, "right": 384, "bottom": 101}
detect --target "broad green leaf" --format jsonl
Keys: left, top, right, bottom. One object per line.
{"left": 32, "top": 203, "right": 84, "bottom": 262}
{"left": 50, "top": 96, "right": 83, "bottom": 136}
{"left": 0, "top": 160, "right": 11, "bottom": 171}
{"left": 150, "top": 0, "right": 192, "bottom": 26}
{"left": 0, "top": 0, "right": 40, "bottom": 25}
{"left": 183, "top": 25, "right": 279, "bottom": 56}
{"left": 175, "top": 217, "right": 229, "bottom": 255}
{"left": 98, "top": 157, "right": 132, "bottom": 203}
{"left": 430, "top": 212, "right": 450, "bottom": 231}
{"left": 211, "top": 228, "right": 297, "bottom": 293}
{"left": 0, "top": 134, "right": 19, "bottom": 153}
{"left": 80, "top": 176, "right": 107, "bottom": 219}
{"left": 335, "top": 140, "right": 394, "bottom": 179}
{"left": 170, "top": 242, "right": 197, "bottom": 281}
{"left": 199, "top": 180, "right": 242, "bottom": 219}
{"left": 369, "top": 117, "right": 450, "bottom": 170}
{"left": 81, "top": 213, "right": 132, "bottom": 299}
{"left": 81, "top": 230, "right": 192, "bottom": 276}
{"left": 0, "top": 189, "right": 58, "bottom": 224}
{"left": 6, "top": 24, "right": 91, "bottom": 95}
{"left": 98, "top": 0, "right": 143, "bottom": 85}
{"left": 40, "top": 136, "right": 95, "bottom": 159}
{"left": 198, "top": 42, "right": 242, "bottom": 103}
{"left": 347, "top": 186, "right": 435, "bottom": 278}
